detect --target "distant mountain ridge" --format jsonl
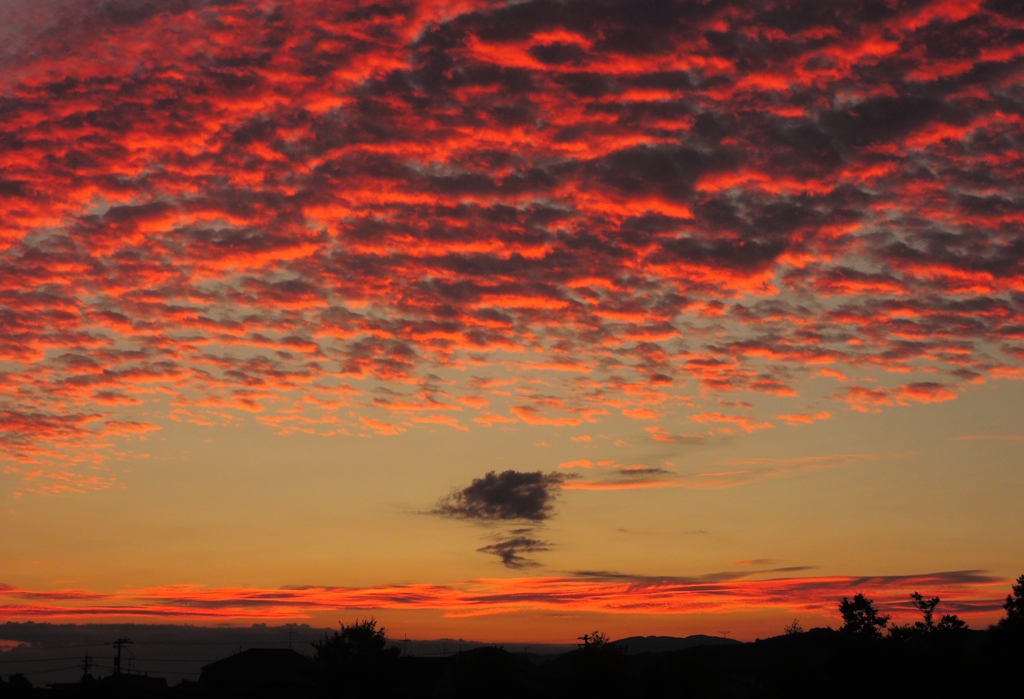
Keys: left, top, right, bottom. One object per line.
{"left": 612, "top": 634, "right": 741, "bottom": 654}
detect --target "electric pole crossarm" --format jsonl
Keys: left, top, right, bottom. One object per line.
{"left": 112, "top": 638, "right": 132, "bottom": 676}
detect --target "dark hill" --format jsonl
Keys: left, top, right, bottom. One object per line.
{"left": 612, "top": 634, "right": 741, "bottom": 654}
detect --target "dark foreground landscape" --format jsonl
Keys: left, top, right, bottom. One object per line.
{"left": 2, "top": 575, "right": 1022, "bottom": 699}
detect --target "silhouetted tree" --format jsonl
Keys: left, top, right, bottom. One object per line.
{"left": 992, "top": 573, "right": 1024, "bottom": 641}
{"left": 839, "top": 593, "right": 889, "bottom": 639}
{"left": 1001, "top": 574, "right": 1024, "bottom": 624}
{"left": 584, "top": 630, "right": 610, "bottom": 650}
{"left": 784, "top": 619, "right": 803, "bottom": 635}
{"left": 313, "top": 618, "right": 399, "bottom": 694}
{"left": 910, "top": 592, "right": 939, "bottom": 632}
{"left": 568, "top": 630, "right": 625, "bottom": 699}
{"left": 889, "top": 592, "right": 967, "bottom": 640}
{"left": 313, "top": 617, "right": 391, "bottom": 665}
{"left": 935, "top": 614, "right": 967, "bottom": 632}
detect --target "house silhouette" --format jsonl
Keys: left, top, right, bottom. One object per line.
{"left": 199, "top": 648, "right": 325, "bottom": 696}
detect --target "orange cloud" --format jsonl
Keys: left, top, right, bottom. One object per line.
{"left": 776, "top": 412, "right": 832, "bottom": 426}
{"left": 690, "top": 412, "right": 774, "bottom": 433}
{"left": 894, "top": 382, "right": 958, "bottom": 404}
{"left": 836, "top": 386, "right": 895, "bottom": 413}
{"left": 558, "top": 459, "right": 595, "bottom": 469}
{"left": 411, "top": 414, "right": 469, "bottom": 431}
{"left": 360, "top": 417, "right": 405, "bottom": 436}
{"left": 0, "top": 571, "right": 1006, "bottom": 623}
{"left": 836, "top": 382, "right": 959, "bottom": 412}
{"left": 510, "top": 406, "right": 584, "bottom": 427}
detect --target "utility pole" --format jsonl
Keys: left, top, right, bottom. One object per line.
{"left": 720, "top": 631, "right": 731, "bottom": 640}
{"left": 82, "top": 654, "right": 92, "bottom": 677}
{"left": 112, "top": 638, "right": 132, "bottom": 676}
{"left": 287, "top": 624, "right": 295, "bottom": 650}
{"left": 577, "top": 633, "right": 591, "bottom": 649}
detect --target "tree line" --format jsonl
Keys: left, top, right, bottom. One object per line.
{"left": 835, "top": 572, "right": 1024, "bottom": 642}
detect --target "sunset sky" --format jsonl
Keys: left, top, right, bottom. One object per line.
{"left": 1, "top": 0, "right": 1022, "bottom": 642}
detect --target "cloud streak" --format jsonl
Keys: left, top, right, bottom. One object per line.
{"left": 0, "top": 571, "right": 1008, "bottom": 621}
{"left": 562, "top": 452, "right": 887, "bottom": 491}
{"left": 477, "top": 534, "right": 552, "bottom": 569}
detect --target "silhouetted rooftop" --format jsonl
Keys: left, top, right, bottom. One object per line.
{"left": 199, "top": 648, "right": 324, "bottom": 688}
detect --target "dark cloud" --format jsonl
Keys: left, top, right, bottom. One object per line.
{"left": 569, "top": 570, "right": 749, "bottom": 584}
{"left": 820, "top": 95, "right": 946, "bottom": 150}
{"left": 434, "top": 470, "right": 568, "bottom": 522}
{"left": 477, "top": 534, "right": 551, "bottom": 569}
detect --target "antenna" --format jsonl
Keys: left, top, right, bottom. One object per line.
{"left": 720, "top": 631, "right": 731, "bottom": 639}
{"left": 82, "top": 654, "right": 92, "bottom": 677}
{"left": 112, "top": 638, "right": 132, "bottom": 676}
{"left": 288, "top": 624, "right": 295, "bottom": 650}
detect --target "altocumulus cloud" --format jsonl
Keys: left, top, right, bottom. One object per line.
{"left": 3, "top": 0, "right": 1024, "bottom": 492}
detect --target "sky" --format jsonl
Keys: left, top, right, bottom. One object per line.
{"left": 0, "top": 0, "right": 1022, "bottom": 643}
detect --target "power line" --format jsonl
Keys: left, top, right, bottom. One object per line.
{"left": 1, "top": 655, "right": 212, "bottom": 665}
{"left": 8, "top": 664, "right": 90, "bottom": 677}
{"left": 0, "top": 656, "right": 94, "bottom": 664}
{"left": 121, "top": 658, "right": 208, "bottom": 663}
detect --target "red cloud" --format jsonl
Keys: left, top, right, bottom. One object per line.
{"left": 0, "top": 0, "right": 1022, "bottom": 483}
{"left": 0, "top": 571, "right": 1007, "bottom": 624}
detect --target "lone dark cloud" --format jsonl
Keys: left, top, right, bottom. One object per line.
{"left": 434, "top": 470, "right": 568, "bottom": 522}
{"left": 477, "top": 535, "right": 551, "bottom": 569}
